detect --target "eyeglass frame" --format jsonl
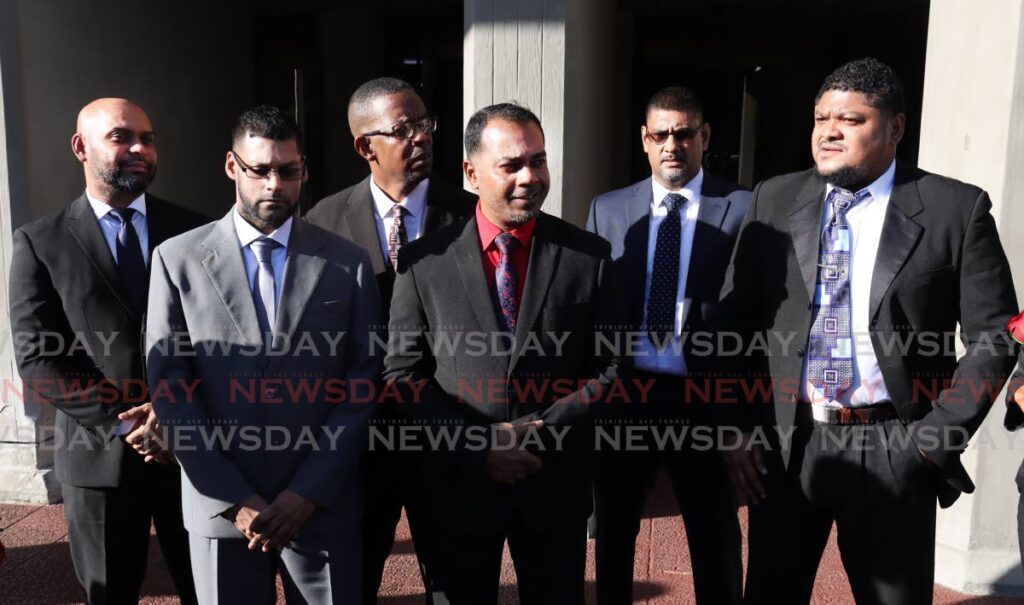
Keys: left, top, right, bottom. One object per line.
{"left": 230, "top": 150, "right": 307, "bottom": 181}
{"left": 361, "top": 116, "right": 438, "bottom": 141}
{"left": 642, "top": 123, "right": 706, "bottom": 145}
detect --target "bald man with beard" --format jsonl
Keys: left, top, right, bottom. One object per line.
{"left": 9, "top": 98, "right": 208, "bottom": 604}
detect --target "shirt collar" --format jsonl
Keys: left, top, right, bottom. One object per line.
{"left": 475, "top": 202, "right": 536, "bottom": 251}
{"left": 370, "top": 176, "right": 429, "bottom": 219}
{"left": 233, "top": 208, "right": 292, "bottom": 251}
{"left": 651, "top": 168, "right": 703, "bottom": 209}
{"left": 86, "top": 190, "right": 147, "bottom": 220}
{"left": 824, "top": 159, "right": 896, "bottom": 204}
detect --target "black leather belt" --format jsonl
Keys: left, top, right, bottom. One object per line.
{"left": 811, "top": 401, "right": 898, "bottom": 425}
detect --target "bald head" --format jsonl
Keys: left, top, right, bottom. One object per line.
{"left": 72, "top": 98, "right": 158, "bottom": 207}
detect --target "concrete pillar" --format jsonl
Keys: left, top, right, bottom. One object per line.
{"left": 919, "top": 0, "right": 1024, "bottom": 596}
{"left": 463, "top": 0, "right": 621, "bottom": 226}
{"left": 0, "top": 0, "right": 58, "bottom": 504}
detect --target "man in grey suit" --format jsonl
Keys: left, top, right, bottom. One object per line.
{"left": 586, "top": 86, "right": 747, "bottom": 605}
{"left": 146, "top": 105, "right": 381, "bottom": 604}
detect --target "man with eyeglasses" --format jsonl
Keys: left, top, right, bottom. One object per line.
{"left": 146, "top": 105, "right": 380, "bottom": 603}
{"left": 306, "top": 77, "right": 475, "bottom": 604}
{"left": 585, "top": 86, "right": 749, "bottom": 605}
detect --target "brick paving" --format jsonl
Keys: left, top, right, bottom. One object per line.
{"left": 2, "top": 482, "right": 1023, "bottom": 604}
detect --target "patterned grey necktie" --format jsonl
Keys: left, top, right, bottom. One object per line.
{"left": 806, "top": 188, "right": 870, "bottom": 401}
{"left": 250, "top": 238, "right": 280, "bottom": 335}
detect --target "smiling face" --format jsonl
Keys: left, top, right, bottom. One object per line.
{"left": 226, "top": 135, "right": 306, "bottom": 234}
{"left": 812, "top": 90, "right": 904, "bottom": 190}
{"left": 72, "top": 99, "right": 158, "bottom": 204}
{"left": 463, "top": 118, "right": 549, "bottom": 230}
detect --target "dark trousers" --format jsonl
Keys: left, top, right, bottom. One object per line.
{"left": 361, "top": 449, "right": 431, "bottom": 605}
{"left": 593, "top": 430, "right": 742, "bottom": 605}
{"left": 62, "top": 460, "right": 196, "bottom": 605}
{"left": 745, "top": 419, "right": 939, "bottom": 605}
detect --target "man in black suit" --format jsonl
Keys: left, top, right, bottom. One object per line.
{"left": 8, "top": 98, "right": 207, "bottom": 604}
{"left": 718, "top": 58, "right": 1018, "bottom": 604}
{"left": 586, "top": 86, "right": 747, "bottom": 605}
{"left": 305, "top": 77, "right": 475, "bottom": 603}
{"left": 384, "top": 103, "right": 628, "bottom": 604}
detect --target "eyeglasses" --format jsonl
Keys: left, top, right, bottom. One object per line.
{"left": 231, "top": 150, "right": 306, "bottom": 181}
{"left": 362, "top": 116, "right": 438, "bottom": 141}
{"left": 643, "top": 124, "right": 704, "bottom": 145}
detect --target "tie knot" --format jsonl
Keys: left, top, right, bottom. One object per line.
{"left": 663, "top": 193, "right": 686, "bottom": 213}
{"left": 829, "top": 188, "right": 870, "bottom": 217}
{"left": 250, "top": 238, "right": 280, "bottom": 263}
{"left": 391, "top": 204, "right": 407, "bottom": 218}
{"left": 110, "top": 207, "right": 136, "bottom": 224}
{"left": 495, "top": 232, "right": 517, "bottom": 253}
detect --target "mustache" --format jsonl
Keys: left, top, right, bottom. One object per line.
{"left": 119, "top": 155, "right": 153, "bottom": 169}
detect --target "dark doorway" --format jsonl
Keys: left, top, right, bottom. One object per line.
{"left": 624, "top": 0, "right": 930, "bottom": 187}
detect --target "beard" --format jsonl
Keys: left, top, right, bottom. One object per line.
{"left": 237, "top": 189, "right": 297, "bottom": 232}
{"left": 657, "top": 164, "right": 690, "bottom": 188}
{"left": 98, "top": 156, "right": 157, "bottom": 195}
{"left": 815, "top": 165, "right": 868, "bottom": 191}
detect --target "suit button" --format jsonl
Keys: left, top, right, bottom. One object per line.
{"left": 797, "top": 348, "right": 805, "bottom": 358}
{"left": 790, "top": 394, "right": 797, "bottom": 403}
{"left": 265, "top": 388, "right": 278, "bottom": 399}
{"left": 807, "top": 302, "right": 813, "bottom": 310}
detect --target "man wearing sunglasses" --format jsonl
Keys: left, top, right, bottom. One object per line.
{"left": 146, "top": 105, "right": 380, "bottom": 603}
{"left": 585, "top": 86, "right": 749, "bottom": 605}
{"left": 305, "top": 77, "right": 475, "bottom": 604}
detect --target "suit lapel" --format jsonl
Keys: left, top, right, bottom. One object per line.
{"left": 422, "top": 178, "right": 445, "bottom": 234}
{"left": 270, "top": 219, "right": 328, "bottom": 361}
{"left": 869, "top": 167, "right": 924, "bottom": 319}
{"left": 789, "top": 176, "right": 828, "bottom": 303}
{"left": 342, "top": 178, "right": 388, "bottom": 276}
{"left": 453, "top": 217, "right": 503, "bottom": 336}
{"left": 622, "top": 182, "right": 653, "bottom": 328}
{"left": 200, "top": 212, "right": 263, "bottom": 346}
{"left": 67, "top": 194, "right": 135, "bottom": 316}
{"left": 510, "top": 215, "right": 561, "bottom": 372}
{"left": 682, "top": 194, "right": 728, "bottom": 325}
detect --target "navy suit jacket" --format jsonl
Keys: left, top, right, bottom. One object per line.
{"left": 585, "top": 173, "right": 751, "bottom": 376}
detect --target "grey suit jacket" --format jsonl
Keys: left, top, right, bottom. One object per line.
{"left": 585, "top": 173, "right": 751, "bottom": 375}
{"left": 146, "top": 210, "right": 381, "bottom": 539}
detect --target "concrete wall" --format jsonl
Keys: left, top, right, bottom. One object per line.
{"left": 919, "top": 0, "right": 1024, "bottom": 595}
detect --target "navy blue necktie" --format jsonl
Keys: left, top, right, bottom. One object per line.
{"left": 110, "top": 208, "right": 147, "bottom": 314}
{"left": 646, "top": 193, "right": 685, "bottom": 347}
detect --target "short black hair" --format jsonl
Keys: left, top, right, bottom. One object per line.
{"left": 815, "top": 57, "right": 906, "bottom": 115}
{"left": 232, "top": 105, "right": 303, "bottom": 152}
{"left": 464, "top": 102, "right": 544, "bottom": 157}
{"left": 348, "top": 77, "right": 416, "bottom": 133}
{"left": 645, "top": 86, "right": 704, "bottom": 123}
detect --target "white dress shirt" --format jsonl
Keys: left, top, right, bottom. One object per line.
{"left": 370, "top": 177, "right": 429, "bottom": 263}
{"left": 636, "top": 169, "right": 703, "bottom": 376}
{"left": 233, "top": 210, "right": 291, "bottom": 308}
{"left": 802, "top": 160, "right": 896, "bottom": 406}
{"left": 86, "top": 191, "right": 149, "bottom": 266}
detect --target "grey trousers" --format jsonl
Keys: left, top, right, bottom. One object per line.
{"left": 188, "top": 531, "right": 361, "bottom": 605}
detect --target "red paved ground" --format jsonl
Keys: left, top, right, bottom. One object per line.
{"left": 2, "top": 474, "right": 1023, "bottom": 604}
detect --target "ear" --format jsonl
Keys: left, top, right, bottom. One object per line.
{"left": 640, "top": 125, "right": 651, "bottom": 155}
{"left": 224, "top": 151, "right": 238, "bottom": 181}
{"left": 71, "top": 133, "right": 87, "bottom": 162}
{"left": 890, "top": 113, "right": 906, "bottom": 146}
{"left": 463, "top": 158, "right": 479, "bottom": 190}
{"left": 699, "top": 123, "right": 711, "bottom": 153}
{"left": 354, "top": 136, "right": 376, "bottom": 162}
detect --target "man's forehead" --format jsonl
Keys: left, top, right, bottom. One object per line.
{"left": 371, "top": 92, "right": 426, "bottom": 122}
{"left": 481, "top": 121, "right": 544, "bottom": 154}
{"left": 237, "top": 135, "right": 302, "bottom": 161}
{"left": 815, "top": 89, "right": 874, "bottom": 112}
{"left": 646, "top": 108, "right": 700, "bottom": 127}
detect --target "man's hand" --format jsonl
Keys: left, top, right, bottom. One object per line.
{"left": 247, "top": 490, "right": 316, "bottom": 552}
{"left": 484, "top": 420, "right": 544, "bottom": 485}
{"left": 119, "top": 402, "right": 172, "bottom": 464}
{"left": 1014, "top": 384, "right": 1024, "bottom": 412}
{"left": 721, "top": 431, "right": 768, "bottom": 507}
{"left": 225, "top": 494, "right": 270, "bottom": 542}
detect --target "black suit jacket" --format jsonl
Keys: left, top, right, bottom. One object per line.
{"left": 305, "top": 176, "right": 477, "bottom": 316}
{"left": 718, "top": 162, "right": 1018, "bottom": 507}
{"left": 382, "top": 212, "right": 628, "bottom": 530}
{"left": 9, "top": 194, "right": 209, "bottom": 487}
{"left": 586, "top": 173, "right": 751, "bottom": 375}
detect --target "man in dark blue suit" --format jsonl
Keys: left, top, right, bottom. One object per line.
{"left": 585, "top": 86, "right": 750, "bottom": 605}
